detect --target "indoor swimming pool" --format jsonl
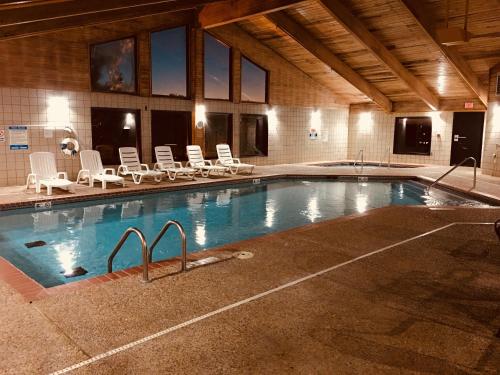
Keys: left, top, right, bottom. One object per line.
{"left": 0, "top": 178, "right": 489, "bottom": 287}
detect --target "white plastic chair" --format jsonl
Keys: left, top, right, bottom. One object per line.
{"left": 117, "top": 147, "right": 163, "bottom": 184}
{"left": 186, "top": 145, "right": 228, "bottom": 177}
{"left": 76, "top": 150, "right": 125, "bottom": 189}
{"left": 154, "top": 146, "right": 195, "bottom": 181}
{"left": 216, "top": 144, "right": 255, "bottom": 175}
{"left": 26, "top": 152, "right": 74, "bottom": 196}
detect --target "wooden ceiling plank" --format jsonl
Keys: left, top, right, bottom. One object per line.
{"left": 319, "top": 0, "right": 440, "bottom": 110}
{"left": 0, "top": 0, "right": 210, "bottom": 39}
{"left": 266, "top": 11, "right": 393, "bottom": 112}
{"left": 199, "top": 0, "right": 305, "bottom": 29}
{"left": 398, "top": 0, "right": 489, "bottom": 107}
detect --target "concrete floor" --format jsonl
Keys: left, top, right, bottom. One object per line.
{"left": 1, "top": 204, "right": 499, "bottom": 374}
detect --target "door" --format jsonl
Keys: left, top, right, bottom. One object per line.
{"left": 91, "top": 107, "right": 141, "bottom": 165}
{"left": 450, "top": 112, "right": 485, "bottom": 167}
{"left": 204, "top": 113, "right": 233, "bottom": 159}
{"left": 151, "top": 110, "right": 192, "bottom": 161}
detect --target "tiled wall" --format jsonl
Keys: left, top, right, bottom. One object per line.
{"left": 0, "top": 87, "right": 349, "bottom": 186}
{"left": 347, "top": 110, "right": 454, "bottom": 165}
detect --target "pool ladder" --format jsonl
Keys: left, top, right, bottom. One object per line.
{"left": 353, "top": 149, "right": 364, "bottom": 169}
{"left": 426, "top": 156, "right": 477, "bottom": 195}
{"left": 107, "top": 220, "right": 187, "bottom": 283}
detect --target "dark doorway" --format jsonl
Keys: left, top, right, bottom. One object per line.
{"left": 91, "top": 107, "right": 141, "bottom": 165}
{"left": 450, "top": 112, "right": 485, "bottom": 167}
{"left": 205, "top": 113, "right": 233, "bottom": 158}
{"left": 240, "top": 114, "right": 268, "bottom": 157}
{"left": 151, "top": 110, "right": 192, "bottom": 161}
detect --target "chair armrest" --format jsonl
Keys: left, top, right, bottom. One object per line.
{"left": 140, "top": 164, "right": 150, "bottom": 171}
{"left": 174, "top": 162, "right": 183, "bottom": 168}
{"left": 103, "top": 168, "right": 116, "bottom": 175}
{"left": 58, "top": 172, "right": 68, "bottom": 179}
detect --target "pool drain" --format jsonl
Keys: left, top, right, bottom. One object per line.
{"left": 25, "top": 240, "right": 47, "bottom": 249}
{"left": 234, "top": 251, "right": 254, "bottom": 260}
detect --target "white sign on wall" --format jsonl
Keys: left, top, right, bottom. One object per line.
{"left": 0, "top": 129, "right": 5, "bottom": 143}
{"left": 9, "top": 125, "right": 29, "bottom": 150}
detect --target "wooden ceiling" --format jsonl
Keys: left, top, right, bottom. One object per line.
{"left": 0, "top": 0, "right": 498, "bottom": 111}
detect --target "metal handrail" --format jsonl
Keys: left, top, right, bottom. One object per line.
{"left": 353, "top": 149, "right": 364, "bottom": 168}
{"left": 148, "top": 220, "right": 187, "bottom": 272}
{"left": 426, "top": 157, "right": 477, "bottom": 194}
{"left": 108, "top": 227, "right": 150, "bottom": 283}
{"left": 379, "top": 147, "right": 391, "bottom": 168}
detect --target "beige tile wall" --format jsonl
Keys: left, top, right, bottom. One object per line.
{"left": 347, "top": 110, "right": 454, "bottom": 165}
{"left": 0, "top": 87, "right": 349, "bottom": 187}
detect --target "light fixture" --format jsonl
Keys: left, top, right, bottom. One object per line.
{"left": 47, "top": 96, "right": 70, "bottom": 129}
{"left": 124, "top": 113, "right": 135, "bottom": 130}
{"left": 195, "top": 104, "right": 207, "bottom": 129}
{"left": 358, "top": 112, "right": 373, "bottom": 134}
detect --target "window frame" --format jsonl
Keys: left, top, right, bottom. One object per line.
{"left": 203, "top": 31, "right": 233, "bottom": 102}
{"left": 149, "top": 25, "right": 191, "bottom": 99}
{"left": 393, "top": 116, "right": 432, "bottom": 156}
{"left": 239, "top": 113, "right": 269, "bottom": 157}
{"left": 240, "top": 55, "right": 269, "bottom": 104}
{"left": 89, "top": 36, "right": 138, "bottom": 95}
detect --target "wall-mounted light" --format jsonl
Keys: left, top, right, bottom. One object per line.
{"left": 123, "top": 113, "right": 135, "bottom": 130}
{"left": 195, "top": 104, "right": 207, "bottom": 129}
{"left": 311, "top": 109, "right": 322, "bottom": 130}
{"left": 47, "top": 96, "right": 70, "bottom": 129}
{"left": 266, "top": 107, "right": 278, "bottom": 135}
{"left": 358, "top": 112, "right": 373, "bottom": 134}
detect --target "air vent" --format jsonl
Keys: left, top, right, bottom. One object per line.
{"left": 497, "top": 74, "right": 500, "bottom": 96}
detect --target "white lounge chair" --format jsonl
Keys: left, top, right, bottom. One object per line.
{"left": 154, "top": 146, "right": 196, "bottom": 181}
{"left": 26, "top": 152, "right": 74, "bottom": 196}
{"left": 186, "top": 145, "right": 228, "bottom": 177}
{"left": 117, "top": 147, "right": 164, "bottom": 184}
{"left": 76, "top": 150, "right": 125, "bottom": 189}
{"left": 216, "top": 144, "right": 255, "bottom": 175}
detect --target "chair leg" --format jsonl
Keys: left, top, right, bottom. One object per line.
{"left": 47, "top": 185, "right": 52, "bottom": 196}
{"left": 102, "top": 180, "right": 107, "bottom": 189}
{"left": 89, "top": 177, "right": 94, "bottom": 188}
{"left": 132, "top": 173, "right": 141, "bottom": 184}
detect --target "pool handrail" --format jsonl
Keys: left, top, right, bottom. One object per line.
{"left": 426, "top": 156, "right": 477, "bottom": 194}
{"left": 379, "top": 147, "right": 391, "bottom": 168}
{"left": 353, "top": 149, "right": 364, "bottom": 169}
{"left": 108, "top": 227, "right": 150, "bottom": 283}
{"left": 148, "top": 220, "right": 187, "bottom": 272}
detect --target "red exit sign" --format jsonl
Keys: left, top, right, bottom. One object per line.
{"left": 464, "top": 101, "right": 474, "bottom": 109}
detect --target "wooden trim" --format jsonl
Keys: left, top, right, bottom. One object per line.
{"left": 398, "top": 0, "right": 489, "bottom": 108}
{"left": 319, "top": 0, "right": 440, "bottom": 111}
{"left": 199, "top": 0, "right": 305, "bottom": 29}
{"left": 266, "top": 12, "right": 392, "bottom": 112}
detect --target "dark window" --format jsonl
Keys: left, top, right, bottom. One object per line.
{"left": 91, "top": 107, "right": 141, "bottom": 165}
{"left": 151, "top": 26, "right": 188, "bottom": 98}
{"left": 240, "top": 114, "right": 268, "bottom": 157}
{"left": 151, "top": 110, "right": 192, "bottom": 161}
{"left": 241, "top": 57, "right": 268, "bottom": 103}
{"left": 204, "top": 33, "right": 231, "bottom": 100}
{"left": 393, "top": 117, "right": 432, "bottom": 155}
{"left": 90, "top": 37, "right": 136, "bottom": 94}
{"left": 205, "top": 113, "right": 233, "bottom": 158}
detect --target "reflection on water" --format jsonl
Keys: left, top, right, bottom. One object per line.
{"left": 0, "top": 179, "right": 487, "bottom": 287}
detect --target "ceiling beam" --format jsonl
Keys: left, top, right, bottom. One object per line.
{"left": 319, "top": 0, "right": 440, "bottom": 111}
{"left": 0, "top": 0, "right": 217, "bottom": 39}
{"left": 199, "top": 0, "right": 305, "bottom": 29}
{"left": 266, "top": 12, "right": 392, "bottom": 112}
{"left": 398, "top": 0, "right": 489, "bottom": 108}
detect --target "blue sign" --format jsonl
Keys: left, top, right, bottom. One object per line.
{"left": 9, "top": 125, "right": 29, "bottom": 151}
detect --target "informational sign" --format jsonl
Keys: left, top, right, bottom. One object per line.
{"left": 0, "top": 129, "right": 5, "bottom": 143}
{"left": 9, "top": 126, "right": 29, "bottom": 150}
{"left": 464, "top": 101, "right": 474, "bottom": 109}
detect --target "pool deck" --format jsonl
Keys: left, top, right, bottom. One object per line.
{"left": 0, "top": 163, "right": 499, "bottom": 374}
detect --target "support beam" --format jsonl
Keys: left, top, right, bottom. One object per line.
{"left": 0, "top": 0, "right": 219, "bottom": 39}
{"left": 398, "top": 0, "right": 488, "bottom": 108}
{"left": 319, "top": 0, "right": 440, "bottom": 111}
{"left": 199, "top": 0, "right": 304, "bottom": 29}
{"left": 266, "top": 12, "right": 392, "bottom": 112}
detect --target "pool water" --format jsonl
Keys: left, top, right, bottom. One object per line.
{"left": 0, "top": 179, "right": 488, "bottom": 287}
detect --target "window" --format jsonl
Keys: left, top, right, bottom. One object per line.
{"left": 204, "top": 113, "right": 233, "bottom": 158}
{"left": 91, "top": 108, "right": 141, "bottom": 165}
{"left": 90, "top": 37, "right": 136, "bottom": 94}
{"left": 241, "top": 57, "right": 268, "bottom": 103}
{"left": 393, "top": 117, "right": 432, "bottom": 155}
{"left": 151, "top": 110, "right": 192, "bottom": 161}
{"left": 240, "top": 114, "right": 268, "bottom": 157}
{"left": 204, "top": 33, "right": 231, "bottom": 100}
{"left": 151, "top": 26, "right": 188, "bottom": 98}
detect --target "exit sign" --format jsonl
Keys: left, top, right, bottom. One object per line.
{"left": 464, "top": 101, "right": 474, "bottom": 109}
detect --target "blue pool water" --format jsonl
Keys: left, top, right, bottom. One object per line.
{"left": 0, "top": 179, "right": 488, "bottom": 287}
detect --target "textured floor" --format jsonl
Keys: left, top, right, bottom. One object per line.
{"left": 0, "top": 206, "right": 499, "bottom": 374}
